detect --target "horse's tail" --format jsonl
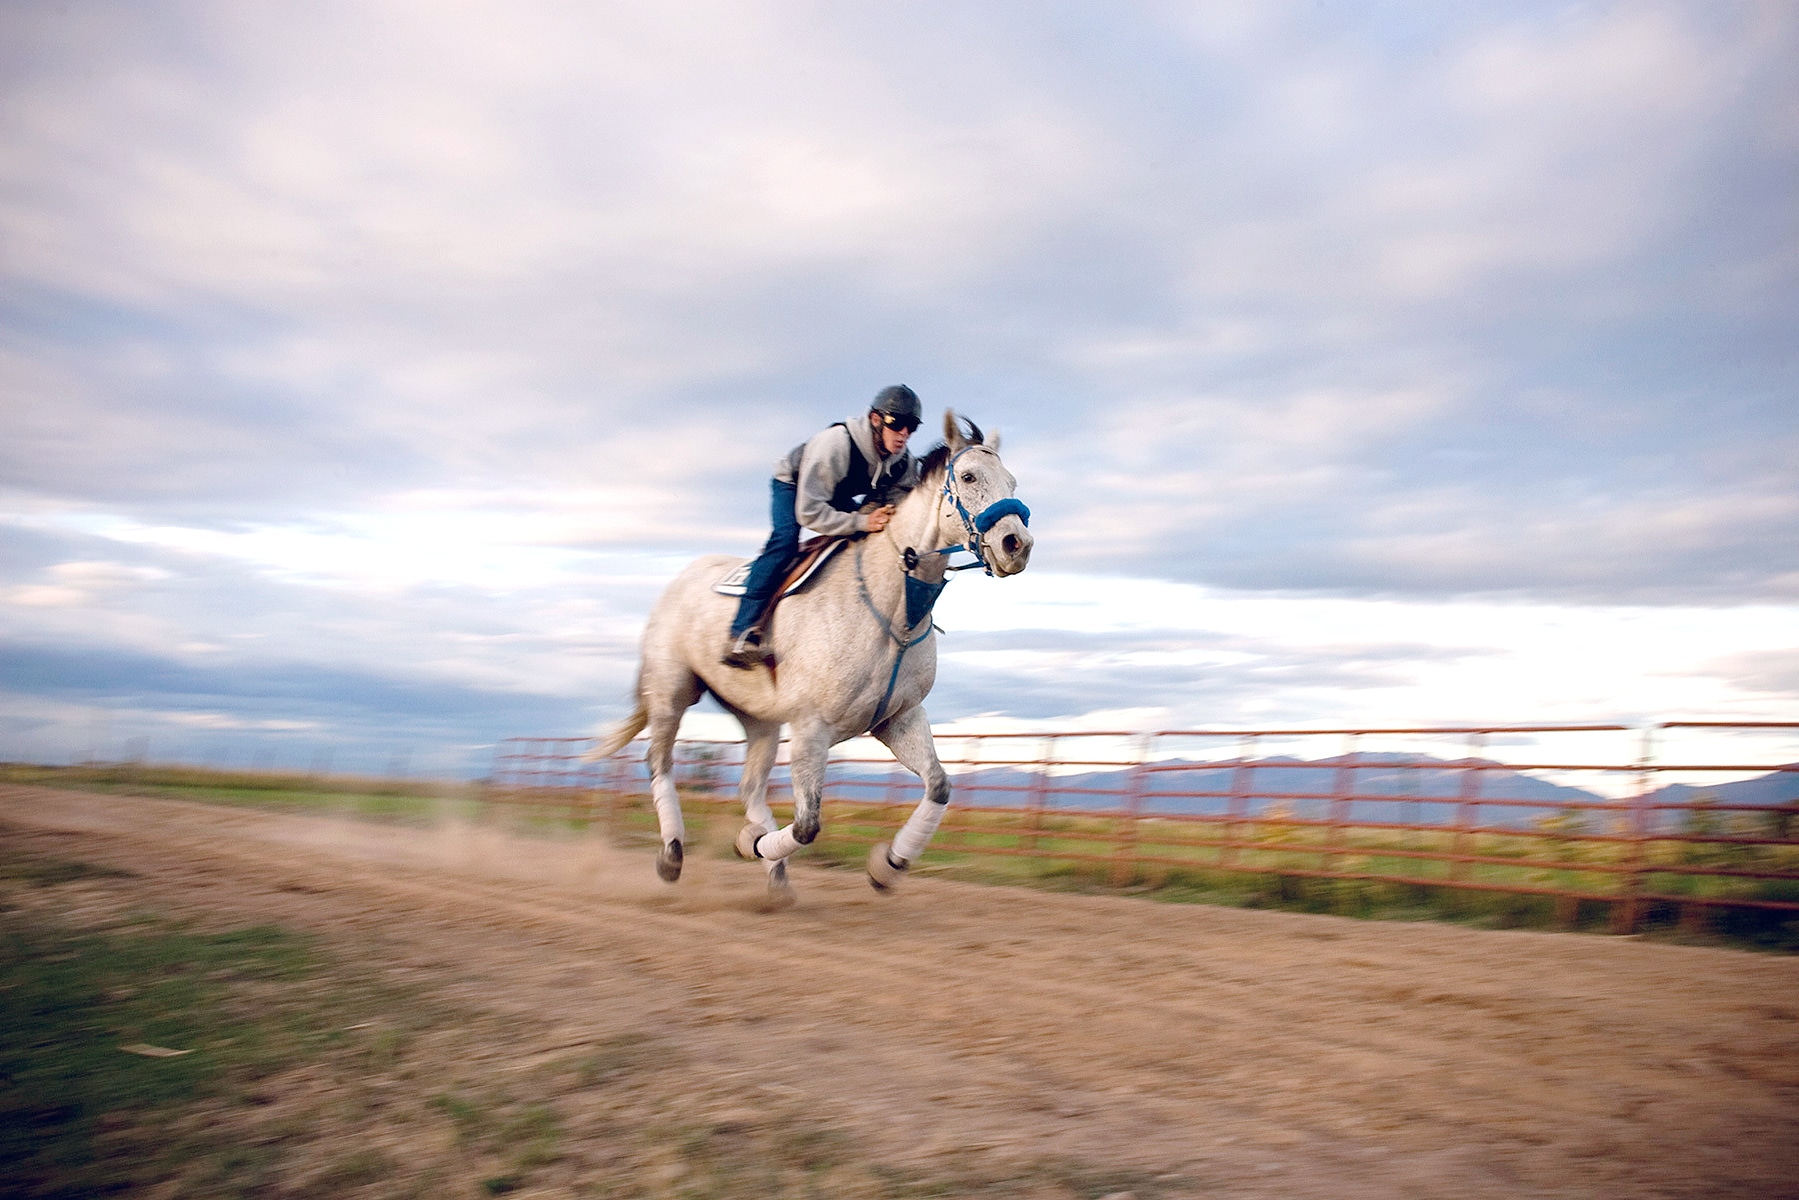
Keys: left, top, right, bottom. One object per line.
{"left": 585, "top": 676, "right": 648, "bottom": 762}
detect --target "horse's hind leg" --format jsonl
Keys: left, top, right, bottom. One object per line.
{"left": 644, "top": 672, "right": 701, "bottom": 883}
{"left": 867, "top": 705, "right": 949, "bottom": 891}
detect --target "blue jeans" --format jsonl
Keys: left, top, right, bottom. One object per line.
{"left": 730, "top": 479, "right": 801, "bottom": 638}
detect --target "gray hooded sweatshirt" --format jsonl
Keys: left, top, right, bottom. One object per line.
{"left": 774, "top": 414, "right": 920, "bottom": 537}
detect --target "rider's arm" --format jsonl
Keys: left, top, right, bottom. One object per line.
{"left": 792, "top": 426, "right": 871, "bottom": 537}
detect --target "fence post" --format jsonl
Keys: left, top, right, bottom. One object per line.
{"left": 1612, "top": 727, "right": 1656, "bottom": 934}
{"left": 1448, "top": 732, "right": 1489, "bottom": 888}
{"left": 1024, "top": 735, "right": 1057, "bottom": 860}
{"left": 1219, "top": 734, "right": 1258, "bottom": 870}
{"left": 603, "top": 748, "right": 628, "bottom": 837}
{"left": 1108, "top": 734, "right": 1152, "bottom": 886}
{"left": 532, "top": 739, "right": 555, "bottom": 821}
{"left": 569, "top": 739, "right": 593, "bottom": 826}
{"left": 484, "top": 739, "right": 507, "bottom": 821}
{"left": 942, "top": 735, "right": 979, "bottom": 853}
{"left": 584, "top": 737, "right": 607, "bottom": 828}
{"left": 1322, "top": 734, "right": 1359, "bottom": 882}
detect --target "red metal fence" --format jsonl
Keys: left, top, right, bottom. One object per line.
{"left": 487, "top": 722, "right": 1799, "bottom": 933}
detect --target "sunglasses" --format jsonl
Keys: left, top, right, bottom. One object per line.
{"left": 880, "top": 414, "right": 919, "bottom": 433}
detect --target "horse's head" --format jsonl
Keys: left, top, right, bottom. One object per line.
{"left": 928, "top": 410, "right": 1033, "bottom": 578}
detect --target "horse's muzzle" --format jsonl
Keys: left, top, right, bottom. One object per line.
{"left": 988, "top": 516, "right": 1033, "bottom": 577}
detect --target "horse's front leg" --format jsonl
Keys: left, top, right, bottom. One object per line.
{"left": 867, "top": 704, "right": 949, "bottom": 891}
{"left": 730, "top": 719, "right": 795, "bottom": 900}
{"left": 732, "top": 717, "right": 782, "bottom": 851}
{"left": 747, "top": 719, "right": 830, "bottom": 865}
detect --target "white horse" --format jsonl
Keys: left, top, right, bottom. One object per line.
{"left": 591, "top": 411, "right": 1033, "bottom": 902}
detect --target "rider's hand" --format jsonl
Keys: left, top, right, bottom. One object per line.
{"left": 865, "top": 505, "right": 896, "bottom": 533}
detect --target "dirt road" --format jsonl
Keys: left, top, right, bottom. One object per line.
{"left": 5, "top": 786, "right": 1797, "bottom": 1199}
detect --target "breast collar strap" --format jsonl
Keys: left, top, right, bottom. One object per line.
{"left": 858, "top": 448, "right": 1030, "bottom": 734}
{"left": 854, "top": 539, "right": 936, "bottom": 732}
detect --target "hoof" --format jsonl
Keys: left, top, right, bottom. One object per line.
{"left": 656, "top": 839, "right": 684, "bottom": 883}
{"left": 866, "top": 841, "right": 908, "bottom": 893}
{"left": 734, "top": 822, "right": 769, "bottom": 860}
{"left": 765, "top": 860, "right": 795, "bottom": 909}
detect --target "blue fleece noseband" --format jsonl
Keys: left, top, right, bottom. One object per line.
{"left": 974, "top": 496, "right": 1031, "bottom": 534}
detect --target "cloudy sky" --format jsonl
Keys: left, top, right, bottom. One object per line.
{"left": 3, "top": 1, "right": 1796, "bottom": 776}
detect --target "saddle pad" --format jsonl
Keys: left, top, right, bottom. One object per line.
{"left": 712, "top": 538, "right": 848, "bottom": 598}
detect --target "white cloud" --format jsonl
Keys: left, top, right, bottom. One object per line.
{"left": 163, "top": 712, "right": 320, "bottom": 732}
{"left": 934, "top": 569, "right": 1799, "bottom": 726}
{"left": 3, "top": 559, "right": 169, "bottom": 608}
{"left": 6, "top": 584, "right": 85, "bottom": 608}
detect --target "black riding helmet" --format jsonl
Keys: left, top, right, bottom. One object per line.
{"left": 871, "top": 384, "right": 922, "bottom": 431}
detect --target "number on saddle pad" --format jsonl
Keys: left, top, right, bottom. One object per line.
{"left": 712, "top": 561, "right": 754, "bottom": 596}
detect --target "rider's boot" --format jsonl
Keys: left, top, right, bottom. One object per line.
{"left": 721, "top": 627, "right": 767, "bottom": 670}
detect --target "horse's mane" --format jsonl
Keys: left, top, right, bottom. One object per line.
{"left": 914, "top": 416, "right": 985, "bottom": 485}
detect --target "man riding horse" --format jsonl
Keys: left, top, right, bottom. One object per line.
{"left": 593, "top": 394, "right": 1031, "bottom": 903}
{"left": 723, "top": 385, "right": 925, "bottom": 668}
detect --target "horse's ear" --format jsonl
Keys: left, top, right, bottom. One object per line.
{"left": 988, "top": 429, "right": 1001, "bottom": 453}
{"left": 943, "top": 408, "right": 966, "bottom": 451}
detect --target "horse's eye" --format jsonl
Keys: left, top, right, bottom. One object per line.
{"left": 960, "top": 472, "right": 975, "bottom": 484}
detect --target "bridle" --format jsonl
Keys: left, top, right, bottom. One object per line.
{"left": 906, "top": 445, "right": 1032, "bottom": 579}
{"left": 855, "top": 443, "right": 1031, "bottom": 732}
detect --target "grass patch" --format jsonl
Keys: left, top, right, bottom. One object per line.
{"left": 627, "top": 1115, "right": 1186, "bottom": 1200}
{"left": 0, "top": 844, "right": 135, "bottom": 888}
{"left": 0, "top": 842, "right": 441, "bottom": 1199}
{"left": 0, "top": 761, "right": 476, "bottom": 824}
{"left": 0, "top": 915, "right": 323, "bottom": 1197}
{"left": 429, "top": 1088, "right": 568, "bottom": 1185}
{"left": 311, "top": 1147, "right": 396, "bottom": 1190}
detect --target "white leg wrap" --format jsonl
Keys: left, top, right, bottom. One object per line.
{"left": 651, "top": 775, "right": 685, "bottom": 845}
{"left": 755, "top": 824, "right": 803, "bottom": 861}
{"left": 892, "top": 797, "right": 946, "bottom": 864}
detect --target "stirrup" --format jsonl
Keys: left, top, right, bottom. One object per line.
{"left": 721, "top": 628, "right": 767, "bottom": 670}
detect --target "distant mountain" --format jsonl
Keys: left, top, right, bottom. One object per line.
{"left": 1647, "top": 767, "right": 1799, "bottom": 809}
{"left": 790, "top": 752, "right": 1609, "bottom": 828}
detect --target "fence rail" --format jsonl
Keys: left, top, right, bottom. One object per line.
{"left": 486, "top": 723, "right": 1799, "bottom": 933}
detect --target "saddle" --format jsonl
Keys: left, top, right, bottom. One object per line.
{"left": 712, "top": 535, "right": 850, "bottom": 630}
